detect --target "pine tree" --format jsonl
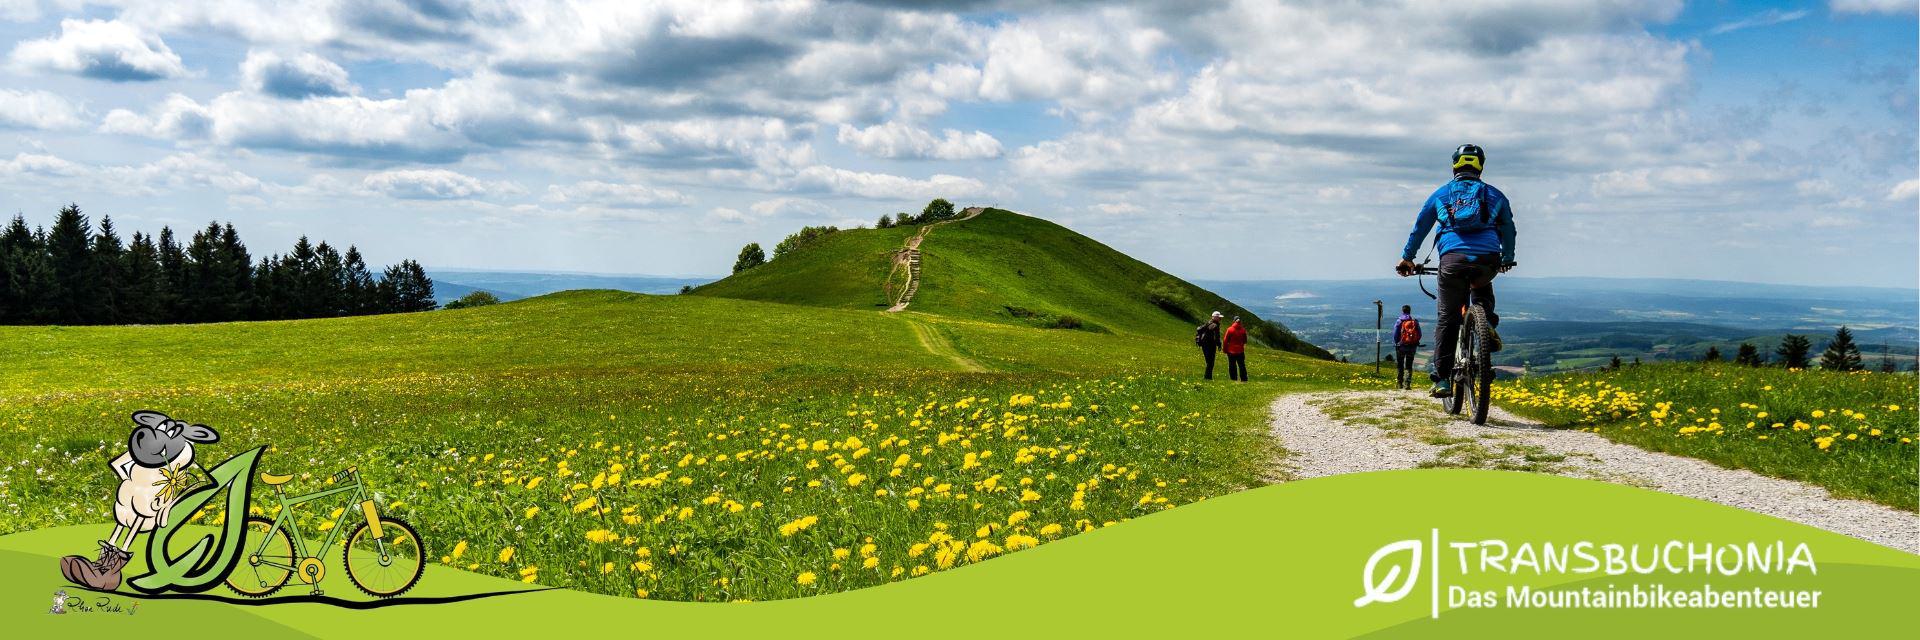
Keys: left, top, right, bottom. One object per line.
{"left": 404, "top": 260, "right": 436, "bottom": 311}
{"left": 1819, "top": 326, "right": 1863, "bottom": 371}
{"left": 1776, "top": 334, "right": 1812, "bottom": 369}
{"left": 342, "top": 246, "right": 376, "bottom": 314}
{"left": 1881, "top": 344, "right": 1898, "bottom": 373}
{"left": 156, "top": 226, "right": 185, "bottom": 322}
{"left": 89, "top": 215, "right": 128, "bottom": 324}
{"left": 1609, "top": 355, "right": 1623, "bottom": 370}
{"left": 1733, "top": 342, "right": 1763, "bottom": 367}
{"left": 45, "top": 204, "right": 93, "bottom": 323}
{"left": 122, "top": 231, "right": 165, "bottom": 323}
{"left": 316, "top": 241, "right": 345, "bottom": 317}
{"left": 1701, "top": 345, "right": 1721, "bottom": 362}
{"left": 0, "top": 215, "right": 35, "bottom": 323}
{"left": 733, "top": 243, "right": 766, "bottom": 273}
{"left": 217, "top": 223, "right": 253, "bottom": 320}
{"left": 286, "top": 236, "right": 320, "bottom": 317}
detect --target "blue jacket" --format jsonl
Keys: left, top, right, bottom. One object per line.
{"left": 1400, "top": 177, "right": 1515, "bottom": 264}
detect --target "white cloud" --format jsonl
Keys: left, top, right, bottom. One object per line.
{"left": 241, "top": 50, "right": 355, "bottom": 98}
{"left": 9, "top": 19, "right": 189, "bottom": 81}
{"left": 748, "top": 196, "right": 832, "bottom": 218}
{"left": 706, "top": 206, "right": 748, "bottom": 224}
{"left": 1891, "top": 178, "right": 1920, "bottom": 200}
{"left": 0, "top": 151, "right": 263, "bottom": 195}
{"left": 787, "top": 165, "right": 989, "bottom": 200}
{"left": 100, "top": 93, "right": 213, "bottom": 139}
{"left": 362, "top": 169, "right": 520, "bottom": 200}
{"left": 1, "top": 152, "right": 85, "bottom": 177}
{"left": 1831, "top": 0, "right": 1917, "bottom": 15}
{"left": 0, "top": 89, "right": 86, "bottom": 129}
{"left": 543, "top": 180, "right": 690, "bottom": 208}
{"left": 835, "top": 122, "right": 1002, "bottom": 160}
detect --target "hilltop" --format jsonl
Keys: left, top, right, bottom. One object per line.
{"left": 695, "top": 208, "right": 1331, "bottom": 359}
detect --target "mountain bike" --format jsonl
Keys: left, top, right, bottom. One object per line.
{"left": 1406, "top": 259, "right": 1508, "bottom": 425}
{"left": 225, "top": 465, "right": 426, "bottom": 598}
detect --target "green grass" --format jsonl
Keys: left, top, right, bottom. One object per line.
{"left": 695, "top": 209, "right": 1331, "bottom": 359}
{"left": 1496, "top": 363, "right": 1918, "bottom": 509}
{"left": 692, "top": 225, "right": 917, "bottom": 310}
{"left": 0, "top": 290, "right": 1361, "bottom": 602}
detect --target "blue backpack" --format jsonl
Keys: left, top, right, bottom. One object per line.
{"left": 1434, "top": 180, "right": 1493, "bottom": 232}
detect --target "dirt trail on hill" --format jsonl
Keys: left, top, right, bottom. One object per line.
{"left": 885, "top": 207, "right": 984, "bottom": 313}
{"left": 902, "top": 316, "right": 985, "bottom": 372}
{"left": 1269, "top": 390, "right": 1920, "bottom": 554}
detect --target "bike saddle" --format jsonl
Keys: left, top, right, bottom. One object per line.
{"left": 259, "top": 472, "right": 293, "bottom": 486}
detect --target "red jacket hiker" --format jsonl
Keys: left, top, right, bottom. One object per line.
{"left": 1223, "top": 321, "right": 1248, "bottom": 355}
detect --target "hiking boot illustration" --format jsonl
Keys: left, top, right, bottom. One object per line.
{"left": 61, "top": 540, "right": 132, "bottom": 591}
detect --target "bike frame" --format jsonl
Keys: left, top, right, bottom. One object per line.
{"left": 246, "top": 469, "right": 376, "bottom": 583}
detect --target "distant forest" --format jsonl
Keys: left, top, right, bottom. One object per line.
{"left": 0, "top": 204, "right": 434, "bottom": 325}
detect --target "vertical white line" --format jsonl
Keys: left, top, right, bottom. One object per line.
{"left": 1430, "top": 527, "right": 1441, "bottom": 619}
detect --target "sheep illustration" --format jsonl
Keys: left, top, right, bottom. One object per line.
{"left": 59, "top": 411, "right": 219, "bottom": 591}
{"left": 50, "top": 589, "right": 67, "bottom": 614}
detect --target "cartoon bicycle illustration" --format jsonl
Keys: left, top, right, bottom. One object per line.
{"left": 225, "top": 465, "right": 426, "bottom": 598}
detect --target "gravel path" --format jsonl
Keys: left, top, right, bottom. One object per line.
{"left": 1270, "top": 390, "right": 1920, "bottom": 554}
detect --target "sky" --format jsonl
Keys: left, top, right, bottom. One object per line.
{"left": 0, "top": 0, "right": 1913, "bottom": 287}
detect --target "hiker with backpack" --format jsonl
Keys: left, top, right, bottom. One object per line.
{"left": 1395, "top": 144, "right": 1516, "bottom": 398}
{"left": 1195, "top": 311, "right": 1223, "bottom": 380}
{"left": 1223, "top": 315, "right": 1249, "bottom": 382}
{"left": 1392, "top": 305, "right": 1421, "bottom": 390}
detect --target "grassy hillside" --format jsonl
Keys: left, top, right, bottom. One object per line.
{"left": 1496, "top": 364, "right": 1918, "bottom": 508}
{"left": 0, "top": 290, "right": 1359, "bottom": 602}
{"left": 696, "top": 209, "right": 1330, "bottom": 359}
{"left": 693, "top": 225, "right": 917, "bottom": 309}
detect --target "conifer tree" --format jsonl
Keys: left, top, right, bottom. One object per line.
{"left": 1818, "top": 326, "right": 1863, "bottom": 372}
{"left": 1776, "top": 334, "right": 1812, "bottom": 369}
{"left": 1733, "top": 342, "right": 1763, "bottom": 367}
{"left": 45, "top": 204, "right": 93, "bottom": 323}
{"left": 1701, "top": 345, "right": 1721, "bottom": 362}
{"left": 122, "top": 231, "right": 165, "bottom": 323}
{"left": 89, "top": 215, "right": 128, "bottom": 324}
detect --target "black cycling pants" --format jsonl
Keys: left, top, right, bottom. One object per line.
{"left": 1432, "top": 253, "right": 1500, "bottom": 379}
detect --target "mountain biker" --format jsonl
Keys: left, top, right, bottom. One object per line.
{"left": 1393, "top": 305, "right": 1421, "bottom": 390}
{"left": 1195, "top": 311, "right": 1223, "bottom": 380}
{"left": 1395, "top": 144, "right": 1516, "bottom": 398}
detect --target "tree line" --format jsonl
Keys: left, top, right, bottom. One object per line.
{"left": 1697, "top": 326, "right": 1902, "bottom": 372}
{"left": 730, "top": 199, "right": 961, "bottom": 275}
{"left": 0, "top": 204, "right": 435, "bottom": 326}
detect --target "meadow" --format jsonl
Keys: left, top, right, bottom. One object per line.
{"left": 1495, "top": 363, "right": 1918, "bottom": 509}
{"left": 0, "top": 291, "right": 1355, "bottom": 601}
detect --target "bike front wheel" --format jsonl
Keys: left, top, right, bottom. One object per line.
{"left": 342, "top": 516, "right": 425, "bottom": 598}
{"left": 1466, "top": 305, "right": 1493, "bottom": 425}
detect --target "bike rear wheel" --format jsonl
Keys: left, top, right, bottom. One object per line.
{"left": 226, "top": 515, "right": 295, "bottom": 597}
{"left": 1466, "top": 305, "right": 1493, "bottom": 425}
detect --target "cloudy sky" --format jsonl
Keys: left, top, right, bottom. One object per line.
{"left": 0, "top": 0, "right": 1913, "bottom": 287}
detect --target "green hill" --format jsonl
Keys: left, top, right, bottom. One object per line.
{"left": 695, "top": 209, "right": 1331, "bottom": 359}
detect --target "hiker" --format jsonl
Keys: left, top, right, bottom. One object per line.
{"left": 1393, "top": 305, "right": 1421, "bottom": 390}
{"left": 1195, "top": 311, "right": 1223, "bottom": 380}
{"left": 1395, "top": 144, "right": 1516, "bottom": 398}
{"left": 1223, "top": 316, "right": 1249, "bottom": 382}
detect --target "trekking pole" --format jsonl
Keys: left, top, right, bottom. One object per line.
{"left": 1373, "top": 300, "right": 1383, "bottom": 376}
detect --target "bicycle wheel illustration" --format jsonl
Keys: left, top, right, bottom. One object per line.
{"left": 342, "top": 516, "right": 426, "bottom": 598}
{"left": 226, "top": 515, "right": 296, "bottom": 597}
